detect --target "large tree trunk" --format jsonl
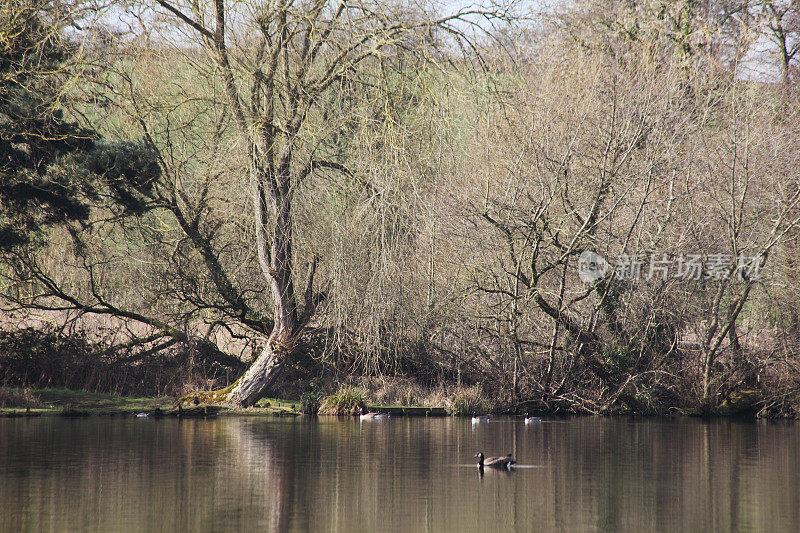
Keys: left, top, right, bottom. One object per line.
{"left": 226, "top": 330, "right": 292, "bottom": 407}
{"left": 227, "top": 234, "right": 298, "bottom": 406}
{"left": 228, "top": 165, "right": 301, "bottom": 407}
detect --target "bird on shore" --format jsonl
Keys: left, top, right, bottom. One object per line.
{"left": 474, "top": 452, "right": 516, "bottom": 470}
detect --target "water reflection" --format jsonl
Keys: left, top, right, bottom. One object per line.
{"left": 0, "top": 417, "right": 798, "bottom": 531}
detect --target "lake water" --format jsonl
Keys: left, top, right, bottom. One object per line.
{"left": 1, "top": 416, "right": 798, "bottom": 532}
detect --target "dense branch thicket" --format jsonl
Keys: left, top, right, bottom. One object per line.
{"left": 2, "top": 0, "right": 800, "bottom": 415}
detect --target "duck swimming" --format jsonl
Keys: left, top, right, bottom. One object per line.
{"left": 471, "top": 415, "right": 490, "bottom": 423}
{"left": 524, "top": 416, "right": 542, "bottom": 424}
{"left": 474, "top": 452, "right": 516, "bottom": 469}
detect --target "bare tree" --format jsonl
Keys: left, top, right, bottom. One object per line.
{"left": 140, "top": 0, "right": 517, "bottom": 406}
{"left": 462, "top": 2, "right": 800, "bottom": 413}
{"left": 761, "top": 0, "right": 800, "bottom": 87}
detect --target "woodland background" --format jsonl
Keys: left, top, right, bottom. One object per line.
{"left": 2, "top": 0, "right": 800, "bottom": 415}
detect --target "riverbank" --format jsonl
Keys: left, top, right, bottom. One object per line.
{"left": 0, "top": 387, "right": 448, "bottom": 418}
{"left": 3, "top": 327, "right": 797, "bottom": 419}
{"left": 0, "top": 386, "right": 777, "bottom": 420}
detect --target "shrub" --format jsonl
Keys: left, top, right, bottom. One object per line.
{"left": 445, "top": 385, "right": 488, "bottom": 416}
{"left": 368, "top": 376, "right": 424, "bottom": 406}
{"left": 319, "top": 385, "right": 367, "bottom": 415}
{"left": 300, "top": 391, "right": 321, "bottom": 415}
{"left": 0, "top": 327, "right": 230, "bottom": 397}
{"left": 0, "top": 386, "right": 41, "bottom": 408}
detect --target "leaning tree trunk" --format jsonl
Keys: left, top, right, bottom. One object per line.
{"left": 227, "top": 170, "right": 302, "bottom": 407}
{"left": 226, "top": 328, "right": 293, "bottom": 407}
{"left": 227, "top": 243, "right": 298, "bottom": 405}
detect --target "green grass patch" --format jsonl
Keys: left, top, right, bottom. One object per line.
{"left": 0, "top": 388, "right": 173, "bottom": 414}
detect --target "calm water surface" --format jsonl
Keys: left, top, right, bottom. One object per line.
{"left": 1, "top": 416, "right": 798, "bottom": 532}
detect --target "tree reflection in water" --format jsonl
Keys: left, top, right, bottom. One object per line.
{"left": 1, "top": 417, "right": 800, "bottom": 531}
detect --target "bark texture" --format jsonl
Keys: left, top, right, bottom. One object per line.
{"left": 227, "top": 334, "right": 292, "bottom": 407}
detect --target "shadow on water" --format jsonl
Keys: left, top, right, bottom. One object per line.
{"left": 1, "top": 416, "right": 799, "bottom": 531}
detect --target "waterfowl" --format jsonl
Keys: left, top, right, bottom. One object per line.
{"left": 474, "top": 452, "right": 516, "bottom": 469}
{"left": 471, "top": 415, "right": 490, "bottom": 423}
{"left": 359, "top": 408, "right": 390, "bottom": 419}
{"left": 524, "top": 415, "right": 542, "bottom": 424}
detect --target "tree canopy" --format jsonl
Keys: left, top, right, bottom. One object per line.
{"left": 0, "top": 2, "right": 101, "bottom": 250}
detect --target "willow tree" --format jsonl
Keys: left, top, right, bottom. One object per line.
{"left": 150, "top": 0, "right": 514, "bottom": 406}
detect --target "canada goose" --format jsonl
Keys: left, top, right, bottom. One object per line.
{"left": 471, "top": 415, "right": 490, "bottom": 423}
{"left": 524, "top": 415, "right": 542, "bottom": 424}
{"left": 474, "top": 452, "right": 516, "bottom": 469}
{"left": 359, "top": 407, "right": 389, "bottom": 419}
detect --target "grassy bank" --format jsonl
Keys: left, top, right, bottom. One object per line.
{"left": 0, "top": 387, "right": 447, "bottom": 418}
{"left": 1, "top": 388, "right": 175, "bottom": 416}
